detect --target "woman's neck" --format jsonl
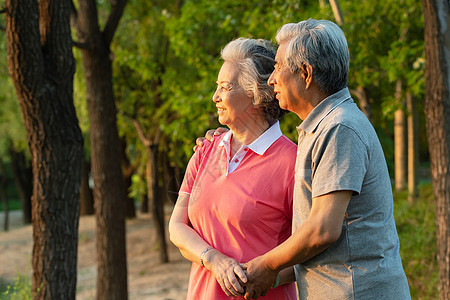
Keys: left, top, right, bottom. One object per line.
{"left": 229, "top": 117, "right": 270, "bottom": 150}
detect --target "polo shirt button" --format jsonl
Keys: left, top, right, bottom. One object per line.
{"left": 244, "top": 148, "right": 248, "bottom": 151}
{"left": 234, "top": 159, "right": 239, "bottom": 163}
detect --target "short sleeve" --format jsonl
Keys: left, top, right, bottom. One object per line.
{"left": 311, "top": 124, "right": 369, "bottom": 198}
{"left": 284, "top": 176, "right": 295, "bottom": 221}
{"left": 179, "top": 139, "right": 212, "bottom": 195}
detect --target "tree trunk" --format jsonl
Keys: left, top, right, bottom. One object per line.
{"left": 146, "top": 145, "right": 168, "bottom": 263}
{"left": 5, "top": 0, "right": 84, "bottom": 298}
{"left": 121, "top": 139, "right": 136, "bottom": 219}
{"left": 124, "top": 173, "right": 137, "bottom": 219}
{"left": 407, "top": 92, "right": 419, "bottom": 203}
{"left": 421, "top": 0, "right": 450, "bottom": 299}
{"left": 0, "top": 167, "right": 9, "bottom": 232}
{"left": 140, "top": 188, "right": 149, "bottom": 213}
{"left": 133, "top": 120, "right": 168, "bottom": 262}
{"left": 74, "top": 1, "right": 129, "bottom": 298}
{"left": 80, "top": 159, "right": 94, "bottom": 216}
{"left": 9, "top": 148, "right": 32, "bottom": 224}
{"left": 394, "top": 80, "right": 407, "bottom": 191}
{"left": 329, "top": 0, "right": 344, "bottom": 25}
{"left": 350, "top": 86, "right": 372, "bottom": 123}
{"left": 162, "top": 148, "right": 180, "bottom": 205}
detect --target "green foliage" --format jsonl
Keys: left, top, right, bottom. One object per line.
{"left": 108, "top": 0, "right": 428, "bottom": 198}
{"left": 0, "top": 31, "right": 28, "bottom": 160}
{"left": 73, "top": 49, "right": 91, "bottom": 161}
{"left": 340, "top": 0, "right": 425, "bottom": 170}
{"left": 0, "top": 31, "right": 30, "bottom": 208}
{"left": 0, "top": 274, "right": 32, "bottom": 300}
{"left": 394, "top": 183, "right": 438, "bottom": 299}
{"left": 113, "top": 0, "right": 327, "bottom": 175}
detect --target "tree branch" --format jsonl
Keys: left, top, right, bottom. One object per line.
{"left": 133, "top": 119, "right": 151, "bottom": 148}
{"left": 102, "top": 0, "right": 128, "bottom": 47}
{"left": 69, "top": 1, "right": 79, "bottom": 31}
{"left": 72, "top": 40, "right": 90, "bottom": 49}
{"left": 153, "top": 127, "right": 161, "bottom": 145}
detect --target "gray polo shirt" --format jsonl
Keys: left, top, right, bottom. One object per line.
{"left": 293, "top": 88, "right": 410, "bottom": 299}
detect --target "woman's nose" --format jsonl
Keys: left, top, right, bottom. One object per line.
{"left": 212, "top": 90, "right": 220, "bottom": 103}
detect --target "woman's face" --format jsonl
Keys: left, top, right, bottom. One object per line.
{"left": 212, "top": 61, "right": 254, "bottom": 127}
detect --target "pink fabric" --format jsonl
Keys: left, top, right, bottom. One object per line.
{"left": 180, "top": 133, "right": 297, "bottom": 300}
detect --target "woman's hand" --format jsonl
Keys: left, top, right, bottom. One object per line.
{"left": 203, "top": 249, "right": 247, "bottom": 296}
{"left": 193, "top": 127, "right": 229, "bottom": 151}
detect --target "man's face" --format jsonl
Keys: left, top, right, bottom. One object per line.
{"left": 268, "top": 42, "right": 304, "bottom": 115}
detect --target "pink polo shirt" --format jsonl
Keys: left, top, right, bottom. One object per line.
{"left": 180, "top": 122, "right": 297, "bottom": 300}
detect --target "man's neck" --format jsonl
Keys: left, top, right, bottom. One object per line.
{"left": 297, "top": 85, "right": 331, "bottom": 120}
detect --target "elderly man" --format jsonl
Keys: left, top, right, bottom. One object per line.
{"left": 240, "top": 19, "right": 411, "bottom": 300}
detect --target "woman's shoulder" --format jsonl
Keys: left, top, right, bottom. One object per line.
{"left": 276, "top": 135, "right": 297, "bottom": 152}
{"left": 195, "top": 132, "right": 226, "bottom": 156}
{"left": 266, "top": 135, "right": 297, "bottom": 163}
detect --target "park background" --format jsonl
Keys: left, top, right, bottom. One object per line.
{"left": 0, "top": 0, "right": 446, "bottom": 299}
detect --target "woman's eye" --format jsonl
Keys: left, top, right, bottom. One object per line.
{"left": 216, "top": 82, "right": 233, "bottom": 92}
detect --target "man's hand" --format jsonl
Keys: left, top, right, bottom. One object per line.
{"left": 204, "top": 249, "right": 247, "bottom": 296}
{"left": 243, "top": 256, "right": 278, "bottom": 299}
{"left": 193, "top": 127, "right": 229, "bottom": 151}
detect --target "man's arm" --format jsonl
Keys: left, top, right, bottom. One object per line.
{"left": 243, "top": 190, "right": 352, "bottom": 299}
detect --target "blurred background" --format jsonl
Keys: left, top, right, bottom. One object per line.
{"left": 0, "top": 0, "right": 443, "bottom": 299}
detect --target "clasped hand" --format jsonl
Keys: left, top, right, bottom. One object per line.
{"left": 206, "top": 250, "right": 247, "bottom": 297}
{"left": 208, "top": 252, "right": 278, "bottom": 299}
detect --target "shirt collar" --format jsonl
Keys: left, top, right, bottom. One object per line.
{"left": 219, "top": 121, "right": 283, "bottom": 155}
{"left": 298, "top": 87, "right": 352, "bottom": 134}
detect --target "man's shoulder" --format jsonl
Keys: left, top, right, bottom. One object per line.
{"left": 322, "top": 103, "right": 374, "bottom": 136}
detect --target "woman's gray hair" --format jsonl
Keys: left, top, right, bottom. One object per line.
{"left": 221, "top": 38, "right": 287, "bottom": 121}
{"left": 276, "top": 19, "right": 349, "bottom": 94}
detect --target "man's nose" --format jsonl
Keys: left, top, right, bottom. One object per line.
{"left": 268, "top": 72, "right": 276, "bottom": 86}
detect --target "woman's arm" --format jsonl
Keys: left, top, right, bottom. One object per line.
{"left": 168, "top": 193, "right": 247, "bottom": 296}
{"left": 168, "top": 193, "right": 211, "bottom": 263}
{"left": 278, "top": 266, "right": 296, "bottom": 286}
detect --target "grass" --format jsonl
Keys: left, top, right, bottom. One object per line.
{"left": 0, "top": 199, "right": 21, "bottom": 212}
{"left": 0, "top": 183, "right": 22, "bottom": 212}
{"left": 394, "top": 182, "right": 438, "bottom": 299}
{"left": 0, "top": 274, "right": 32, "bottom": 300}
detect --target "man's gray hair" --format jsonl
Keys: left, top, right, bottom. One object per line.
{"left": 221, "top": 38, "right": 286, "bottom": 121}
{"left": 276, "top": 19, "right": 349, "bottom": 94}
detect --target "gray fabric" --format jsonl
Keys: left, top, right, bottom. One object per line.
{"left": 293, "top": 88, "right": 411, "bottom": 299}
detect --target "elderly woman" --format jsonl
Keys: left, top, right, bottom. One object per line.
{"left": 169, "top": 38, "right": 297, "bottom": 299}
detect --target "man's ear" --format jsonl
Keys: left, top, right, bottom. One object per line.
{"left": 300, "top": 64, "right": 314, "bottom": 89}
